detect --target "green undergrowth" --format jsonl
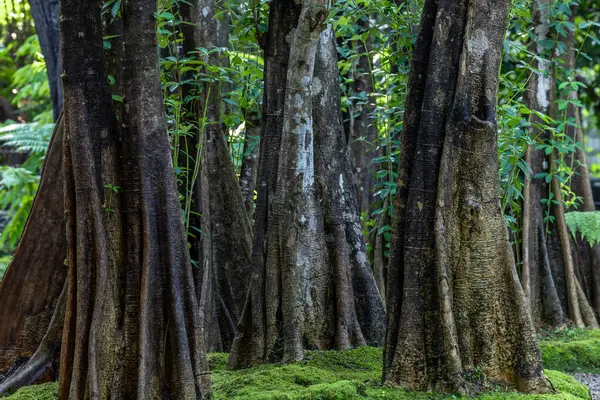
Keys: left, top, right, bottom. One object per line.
{"left": 539, "top": 328, "right": 600, "bottom": 373}
{"left": 4, "top": 383, "right": 57, "bottom": 400}
{"left": 6, "top": 342, "right": 594, "bottom": 400}
{"left": 208, "top": 348, "right": 589, "bottom": 399}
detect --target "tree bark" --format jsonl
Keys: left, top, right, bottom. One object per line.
{"left": 226, "top": 0, "right": 302, "bottom": 369}
{"left": 348, "top": 18, "right": 377, "bottom": 220}
{"left": 520, "top": 0, "right": 598, "bottom": 328}
{"left": 313, "top": 26, "right": 386, "bottom": 347}
{"left": 563, "top": 12, "right": 600, "bottom": 320}
{"left": 383, "top": 0, "right": 548, "bottom": 394}
{"left": 56, "top": 0, "right": 211, "bottom": 396}
{"left": 570, "top": 111, "right": 600, "bottom": 319}
{"left": 228, "top": 5, "right": 384, "bottom": 369}
{"left": 369, "top": 197, "right": 390, "bottom": 304}
{"left": 28, "top": 0, "right": 62, "bottom": 121}
{"left": 182, "top": 0, "right": 253, "bottom": 352}
{"left": 0, "top": 117, "right": 66, "bottom": 390}
{"left": 239, "top": 111, "right": 261, "bottom": 221}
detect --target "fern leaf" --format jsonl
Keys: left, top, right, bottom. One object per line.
{"left": 565, "top": 211, "right": 600, "bottom": 246}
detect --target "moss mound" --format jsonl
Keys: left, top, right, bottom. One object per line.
{"left": 539, "top": 329, "right": 600, "bottom": 373}
{"left": 3, "top": 383, "right": 58, "bottom": 400}
{"left": 5, "top": 346, "right": 592, "bottom": 399}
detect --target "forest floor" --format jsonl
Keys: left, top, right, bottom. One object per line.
{"left": 573, "top": 375, "right": 599, "bottom": 399}
{"left": 4, "top": 329, "right": 600, "bottom": 400}
{"left": 538, "top": 328, "right": 600, "bottom": 399}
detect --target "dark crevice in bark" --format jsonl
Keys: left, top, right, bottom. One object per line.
{"left": 0, "top": 281, "right": 66, "bottom": 395}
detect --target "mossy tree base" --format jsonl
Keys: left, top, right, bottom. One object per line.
{"left": 7, "top": 347, "right": 593, "bottom": 400}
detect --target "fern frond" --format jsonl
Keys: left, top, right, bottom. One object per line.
{"left": 0, "top": 166, "right": 39, "bottom": 190}
{"left": 565, "top": 211, "right": 600, "bottom": 246}
{"left": 0, "top": 256, "right": 12, "bottom": 281}
{"left": 0, "top": 122, "right": 53, "bottom": 154}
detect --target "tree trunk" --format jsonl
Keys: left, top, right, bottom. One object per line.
{"left": 56, "top": 0, "right": 211, "bottom": 396}
{"left": 563, "top": 12, "right": 600, "bottom": 320}
{"left": 228, "top": 5, "right": 384, "bottom": 369}
{"left": 182, "top": 0, "right": 253, "bottom": 352}
{"left": 348, "top": 18, "right": 377, "bottom": 220}
{"left": 28, "top": 0, "right": 62, "bottom": 121}
{"left": 239, "top": 111, "right": 261, "bottom": 221}
{"left": 383, "top": 0, "right": 548, "bottom": 394}
{"left": 226, "top": 0, "right": 302, "bottom": 368}
{"left": 0, "top": 96, "right": 16, "bottom": 122}
{"left": 520, "top": 0, "right": 598, "bottom": 328}
{"left": 570, "top": 110, "right": 600, "bottom": 319}
{"left": 369, "top": 197, "right": 390, "bottom": 304}
{"left": 0, "top": 118, "right": 66, "bottom": 391}
{"left": 313, "top": 26, "right": 385, "bottom": 347}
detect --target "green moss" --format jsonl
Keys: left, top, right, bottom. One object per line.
{"left": 210, "top": 347, "right": 590, "bottom": 400}
{"left": 208, "top": 352, "right": 229, "bottom": 372}
{"left": 539, "top": 328, "right": 600, "bottom": 343}
{"left": 4, "top": 345, "right": 593, "bottom": 400}
{"left": 3, "top": 382, "right": 58, "bottom": 400}
{"left": 540, "top": 329, "right": 600, "bottom": 373}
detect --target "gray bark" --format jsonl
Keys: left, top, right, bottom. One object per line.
{"left": 228, "top": 9, "right": 384, "bottom": 369}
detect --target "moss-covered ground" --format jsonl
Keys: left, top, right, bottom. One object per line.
{"left": 7, "top": 328, "right": 600, "bottom": 400}
{"left": 538, "top": 328, "right": 600, "bottom": 374}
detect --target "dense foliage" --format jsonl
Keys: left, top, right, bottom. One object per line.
{"left": 1, "top": 0, "right": 598, "bottom": 259}
{"left": 0, "top": 0, "right": 599, "bottom": 398}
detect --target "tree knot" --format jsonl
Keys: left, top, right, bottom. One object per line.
{"left": 463, "top": 198, "right": 481, "bottom": 218}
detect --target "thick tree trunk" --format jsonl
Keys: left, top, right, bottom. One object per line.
{"left": 228, "top": 6, "right": 384, "bottom": 369}
{"left": 313, "top": 26, "right": 385, "bottom": 347}
{"left": 183, "top": 0, "right": 253, "bottom": 352}
{"left": 56, "top": 0, "right": 211, "bottom": 397}
{"left": 0, "top": 118, "right": 66, "bottom": 391}
{"left": 226, "top": 0, "right": 302, "bottom": 368}
{"left": 28, "top": 0, "right": 62, "bottom": 121}
{"left": 383, "top": 0, "right": 548, "bottom": 394}
{"left": 570, "top": 112, "right": 600, "bottom": 318}
{"left": 563, "top": 16, "right": 600, "bottom": 320}
{"left": 521, "top": 0, "right": 598, "bottom": 328}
